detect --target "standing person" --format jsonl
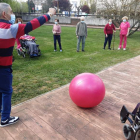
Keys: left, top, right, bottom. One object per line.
{"left": 0, "top": 3, "right": 55, "bottom": 127}
{"left": 118, "top": 16, "right": 130, "bottom": 50}
{"left": 76, "top": 16, "right": 87, "bottom": 52}
{"left": 103, "top": 19, "right": 116, "bottom": 50}
{"left": 52, "top": 19, "right": 62, "bottom": 52}
{"left": 15, "top": 18, "right": 23, "bottom": 49}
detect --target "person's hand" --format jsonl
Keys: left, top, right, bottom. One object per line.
{"left": 106, "top": 34, "right": 108, "bottom": 37}
{"left": 48, "top": 8, "right": 56, "bottom": 17}
{"left": 114, "top": 30, "right": 116, "bottom": 33}
{"left": 126, "top": 33, "right": 129, "bottom": 37}
{"left": 53, "top": 31, "right": 56, "bottom": 34}
{"left": 77, "top": 36, "right": 78, "bottom": 38}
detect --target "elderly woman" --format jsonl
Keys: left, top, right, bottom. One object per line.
{"left": 76, "top": 16, "right": 87, "bottom": 52}
{"left": 103, "top": 19, "right": 116, "bottom": 50}
{"left": 118, "top": 16, "right": 130, "bottom": 50}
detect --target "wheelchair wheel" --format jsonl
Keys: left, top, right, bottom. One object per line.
{"left": 17, "top": 49, "right": 21, "bottom": 56}
{"left": 38, "top": 49, "right": 41, "bottom": 56}
{"left": 134, "top": 127, "right": 140, "bottom": 140}
{"left": 123, "top": 124, "right": 134, "bottom": 140}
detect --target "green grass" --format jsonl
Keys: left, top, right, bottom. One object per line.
{"left": 12, "top": 25, "right": 140, "bottom": 105}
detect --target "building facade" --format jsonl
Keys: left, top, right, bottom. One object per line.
{"left": 30, "top": 0, "right": 45, "bottom": 10}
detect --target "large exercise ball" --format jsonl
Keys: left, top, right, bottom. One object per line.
{"left": 69, "top": 73, "right": 105, "bottom": 108}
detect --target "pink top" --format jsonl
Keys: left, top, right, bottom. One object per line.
{"left": 120, "top": 22, "right": 130, "bottom": 35}
{"left": 53, "top": 24, "right": 61, "bottom": 35}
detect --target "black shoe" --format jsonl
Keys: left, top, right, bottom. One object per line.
{"left": 108, "top": 48, "right": 111, "bottom": 50}
{"left": 82, "top": 50, "right": 85, "bottom": 52}
{"left": 103, "top": 48, "right": 105, "bottom": 50}
{"left": 77, "top": 50, "right": 79, "bottom": 52}
{"left": 0, "top": 116, "right": 19, "bottom": 127}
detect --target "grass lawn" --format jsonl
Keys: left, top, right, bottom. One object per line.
{"left": 12, "top": 25, "right": 140, "bottom": 105}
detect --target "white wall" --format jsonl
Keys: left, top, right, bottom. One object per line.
{"left": 22, "top": 14, "right": 138, "bottom": 27}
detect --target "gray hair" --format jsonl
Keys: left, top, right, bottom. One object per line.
{"left": 0, "top": 3, "right": 10, "bottom": 17}
{"left": 80, "top": 16, "right": 85, "bottom": 21}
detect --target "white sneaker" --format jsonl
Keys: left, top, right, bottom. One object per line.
{"left": 0, "top": 116, "right": 19, "bottom": 127}
{"left": 118, "top": 48, "right": 120, "bottom": 50}
{"left": 54, "top": 50, "right": 57, "bottom": 52}
{"left": 60, "top": 50, "right": 62, "bottom": 52}
{"left": 123, "top": 48, "right": 126, "bottom": 50}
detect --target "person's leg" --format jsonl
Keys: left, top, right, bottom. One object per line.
{"left": 108, "top": 34, "right": 113, "bottom": 49}
{"left": 0, "top": 68, "right": 19, "bottom": 127}
{"left": 53, "top": 35, "right": 57, "bottom": 51}
{"left": 0, "top": 93, "right": 2, "bottom": 114}
{"left": 82, "top": 36, "right": 86, "bottom": 51}
{"left": 0, "top": 68, "right": 13, "bottom": 121}
{"left": 77, "top": 36, "right": 81, "bottom": 51}
{"left": 118, "top": 34, "right": 123, "bottom": 49}
{"left": 104, "top": 35, "right": 108, "bottom": 49}
{"left": 1, "top": 92, "right": 12, "bottom": 121}
{"left": 123, "top": 35, "right": 127, "bottom": 49}
{"left": 57, "top": 35, "right": 62, "bottom": 50}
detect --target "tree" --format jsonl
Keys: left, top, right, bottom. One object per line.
{"left": 42, "top": 0, "right": 53, "bottom": 13}
{"left": 0, "top": 0, "right": 28, "bottom": 13}
{"left": 20, "top": 2, "right": 28, "bottom": 13}
{"left": 27, "top": 0, "right": 35, "bottom": 13}
{"left": 81, "top": 5, "right": 90, "bottom": 14}
{"left": 99, "top": 0, "right": 140, "bottom": 36}
{"left": 53, "top": 0, "right": 71, "bottom": 12}
{"left": 90, "top": 2, "right": 96, "bottom": 14}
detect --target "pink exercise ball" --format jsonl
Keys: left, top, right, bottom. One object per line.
{"left": 69, "top": 73, "right": 105, "bottom": 108}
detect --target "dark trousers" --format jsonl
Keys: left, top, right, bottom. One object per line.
{"left": 104, "top": 34, "right": 112, "bottom": 49}
{"left": 53, "top": 35, "right": 62, "bottom": 50}
{"left": 0, "top": 68, "right": 13, "bottom": 121}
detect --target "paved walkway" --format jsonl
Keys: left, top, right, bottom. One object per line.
{"left": 1, "top": 55, "right": 140, "bottom": 140}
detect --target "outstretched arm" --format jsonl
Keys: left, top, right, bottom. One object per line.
{"left": 10, "top": 8, "right": 56, "bottom": 39}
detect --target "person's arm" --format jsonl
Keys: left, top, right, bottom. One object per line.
{"left": 126, "top": 22, "right": 130, "bottom": 36}
{"left": 56, "top": 25, "right": 61, "bottom": 34}
{"left": 104, "top": 24, "right": 108, "bottom": 37}
{"left": 10, "top": 8, "right": 55, "bottom": 39}
{"left": 113, "top": 24, "right": 116, "bottom": 32}
{"left": 85, "top": 23, "right": 87, "bottom": 37}
{"left": 76, "top": 23, "right": 79, "bottom": 38}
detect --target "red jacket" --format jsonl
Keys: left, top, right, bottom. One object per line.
{"left": 0, "top": 14, "right": 50, "bottom": 68}
{"left": 104, "top": 23, "right": 116, "bottom": 35}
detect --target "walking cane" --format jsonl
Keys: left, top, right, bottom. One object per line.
{"left": 113, "top": 32, "right": 115, "bottom": 50}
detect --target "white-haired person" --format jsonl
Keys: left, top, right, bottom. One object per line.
{"left": 103, "top": 19, "right": 116, "bottom": 50}
{"left": 76, "top": 16, "right": 87, "bottom": 52}
{"left": 0, "top": 3, "right": 56, "bottom": 127}
{"left": 118, "top": 16, "right": 130, "bottom": 50}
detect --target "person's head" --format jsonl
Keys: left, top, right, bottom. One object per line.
{"left": 15, "top": 18, "right": 23, "bottom": 23}
{"left": 55, "top": 19, "right": 59, "bottom": 24}
{"left": 122, "top": 16, "right": 128, "bottom": 22}
{"left": 0, "top": 3, "right": 15, "bottom": 24}
{"left": 80, "top": 16, "right": 85, "bottom": 21}
{"left": 108, "top": 19, "right": 112, "bottom": 25}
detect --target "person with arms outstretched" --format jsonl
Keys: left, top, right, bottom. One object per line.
{"left": 0, "top": 3, "right": 55, "bottom": 127}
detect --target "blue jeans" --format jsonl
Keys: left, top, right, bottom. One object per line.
{"left": 0, "top": 68, "right": 13, "bottom": 121}
{"left": 53, "top": 35, "right": 62, "bottom": 50}
{"left": 104, "top": 34, "right": 113, "bottom": 49}
{"left": 77, "top": 36, "right": 86, "bottom": 51}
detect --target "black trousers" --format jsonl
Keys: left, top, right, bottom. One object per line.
{"left": 53, "top": 35, "right": 62, "bottom": 50}
{"left": 104, "top": 34, "right": 112, "bottom": 49}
